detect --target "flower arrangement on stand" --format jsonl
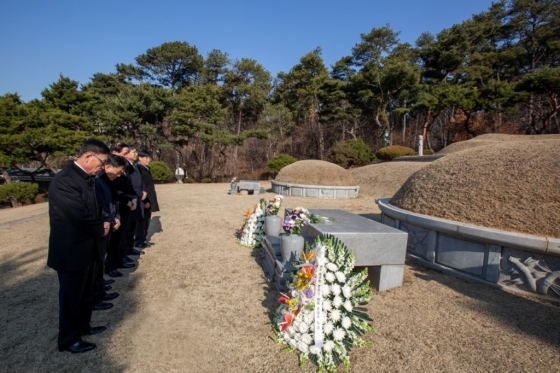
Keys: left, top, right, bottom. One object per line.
{"left": 282, "top": 207, "right": 312, "bottom": 235}
{"left": 238, "top": 199, "right": 267, "bottom": 248}
{"left": 265, "top": 195, "right": 283, "bottom": 216}
{"left": 272, "top": 234, "right": 374, "bottom": 372}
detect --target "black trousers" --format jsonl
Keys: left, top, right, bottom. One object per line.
{"left": 105, "top": 225, "right": 125, "bottom": 271}
{"left": 94, "top": 236, "right": 109, "bottom": 304}
{"left": 134, "top": 209, "right": 152, "bottom": 245}
{"left": 57, "top": 264, "right": 96, "bottom": 349}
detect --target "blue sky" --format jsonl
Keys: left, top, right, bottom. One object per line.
{"left": 1, "top": 0, "right": 496, "bottom": 102}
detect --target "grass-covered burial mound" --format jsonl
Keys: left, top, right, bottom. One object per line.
{"left": 350, "top": 162, "right": 428, "bottom": 198}
{"left": 391, "top": 139, "right": 560, "bottom": 238}
{"left": 275, "top": 160, "right": 357, "bottom": 186}
{"left": 439, "top": 133, "right": 560, "bottom": 155}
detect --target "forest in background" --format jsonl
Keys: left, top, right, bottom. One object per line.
{"left": 1, "top": 0, "right": 559, "bottom": 182}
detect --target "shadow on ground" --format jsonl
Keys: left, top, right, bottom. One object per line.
{"left": 0, "top": 218, "right": 165, "bottom": 372}
{"left": 409, "top": 259, "right": 560, "bottom": 347}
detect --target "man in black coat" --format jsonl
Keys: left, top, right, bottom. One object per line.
{"left": 134, "top": 150, "right": 160, "bottom": 248}
{"left": 47, "top": 139, "right": 110, "bottom": 354}
{"left": 122, "top": 146, "right": 147, "bottom": 255}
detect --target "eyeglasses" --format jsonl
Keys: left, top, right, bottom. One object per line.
{"left": 91, "top": 153, "right": 107, "bottom": 166}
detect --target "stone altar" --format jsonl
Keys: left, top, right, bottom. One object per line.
{"left": 261, "top": 209, "right": 408, "bottom": 292}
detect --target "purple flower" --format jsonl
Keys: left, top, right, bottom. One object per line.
{"left": 303, "top": 288, "right": 313, "bottom": 298}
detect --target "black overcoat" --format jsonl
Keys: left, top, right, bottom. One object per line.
{"left": 138, "top": 164, "right": 159, "bottom": 212}
{"left": 127, "top": 162, "right": 145, "bottom": 221}
{"left": 47, "top": 161, "right": 105, "bottom": 272}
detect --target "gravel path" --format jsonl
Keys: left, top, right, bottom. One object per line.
{"left": 1, "top": 182, "right": 559, "bottom": 372}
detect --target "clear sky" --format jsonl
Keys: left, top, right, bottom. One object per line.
{"left": 1, "top": 0, "right": 496, "bottom": 102}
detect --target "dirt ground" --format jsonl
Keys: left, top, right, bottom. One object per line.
{"left": 1, "top": 182, "right": 560, "bottom": 373}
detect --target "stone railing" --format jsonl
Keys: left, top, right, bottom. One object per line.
{"left": 376, "top": 198, "right": 560, "bottom": 301}
{"left": 271, "top": 181, "right": 359, "bottom": 199}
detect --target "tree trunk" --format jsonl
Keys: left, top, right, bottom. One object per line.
{"left": 422, "top": 108, "right": 432, "bottom": 140}
{"left": 2, "top": 169, "right": 12, "bottom": 184}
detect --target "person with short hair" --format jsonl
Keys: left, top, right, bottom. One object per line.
{"left": 122, "top": 146, "right": 147, "bottom": 255}
{"left": 93, "top": 154, "right": 128, "bottom": 309}
{"left": 47, "top": 139, "right": 111, "bottom": 353}
{"left": 105, "top": 143, "right": 137, "bottom": 277}
{"left": 134, "top": 150, "right": 160, "bottom": 248}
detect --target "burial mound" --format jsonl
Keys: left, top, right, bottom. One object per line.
{"left": 350, "top": 162, "right": 428, "bottom": 198}
{"left": 275, "top": 160, "right": 356, "bottom": 186}
{"left": 391, "top": 139, "right": 560, "bottom": 238}
{"left": 439, "top": 133, "right": 560, "bottom": 154}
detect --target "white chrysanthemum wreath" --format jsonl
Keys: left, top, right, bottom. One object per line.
{"left": 238, "top": 199, "right": 266, "bottom": 248}
{"left": 273, "top": 234, "right": 374, "bottom": 372}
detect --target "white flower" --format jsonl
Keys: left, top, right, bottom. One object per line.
{"left": 342, "top": 285, "right": 352, "bottom": 298}
{"left": 333, "top": 327, "right": 346, "bottom": 341}
{"left": 331, "top": 283, "right": 341, "bottom": 296}
{"left": 301, "top": 333, "right": 313, "bottom": 345}
{"left": 324, "top": 322, "right": 334, "bottom": 335}
{"left": 294, "top": 332, "right": 301, "bottom": 341}
{"left": 326, "top": 263, "right": 338, "bottom": 271}
{"left": 289, "top": 338, "right": 297, "bottom": 348}
{"left": 298, "top": 342, "right": 309, "bottom": 354}
{"left": 335, "top": 271, "right": 346, "bottom": 283}
{"left": 343, "top": 300, "right": 353, "bottom": 312}
{"left": 299, "top": 322, "right": 309, "bottom": 334}
{"left": 322, "top": 284, "right": 331, "bottom": 296}
{"left": 330, "top": 309, "right": 341, "bottom": 322}
{"left": 322, "top": 315, "right": 327, "bottom": 324}
{"left": 332, "top": 295, "right": 343, "bottom": 309}
{"left": 325, "top": 272, "right": 336, "bottom": 283}
{"left": 309, "top": 345, "right": 321, "bottom": 355}
{"left": 287, "top": 326, "right": 295, "bottom": 337}
{"left": 324, "top": 340, "right": 335, "bottom": 352}
{"left": 304, "top": 312, "right": 314, "bottom": 325}
{"left": 322, "top": 299, "right": 332, "bottom": 311}
{"left": 293, "top": 320, "right": 300, "bottom": 330}
{"left": 341, "top": 317, "right": 352, "bottom": 329}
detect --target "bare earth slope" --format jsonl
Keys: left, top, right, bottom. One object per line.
{"left": 392, "top": 140, "right": 560, "bottom": 238}
{"left": 1, "top": 183, "right": 559, "bottom": 372}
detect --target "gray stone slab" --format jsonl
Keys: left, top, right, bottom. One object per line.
{"left": 262, "top": 258, "right": 274, "bottom": 279}
{"left": 382, "top": 215, "right": 396, "bottom": 229}
{"left": 406, "top": 213, "right": 459, "bottom": 235}
{"left": 335, "top": 189, "right": 348, "bottom": 199}
{"left": 547, "top": 238, "right": 560, "bottom": 256}
{"left": 302, "top": 209, "right": 408, "bottom": 266}
{"left": 291, "top": 187, "right": 303, "bottom": 197}
{"left": 263, "top": 236, "right": 282, "bottom": 258}
{"left": 436, "top": 234, "right": 485, "bottom": 276}
{"left": 457, "top": 225, "right": 547, "bottom": 253}
{"left": 485, "top": 244, "right": 502, "bottom": 283}
{"left": 319, "top": 189, "right": 334, "bottom": 199}
{"left": 370, "top": 265, "right": 404, "bottom": 291}
{"left": 238, "top": 180, "right": 261, "bottom": 194}
{"left": 306, "top": 189, "right": 318, "bottom": 198}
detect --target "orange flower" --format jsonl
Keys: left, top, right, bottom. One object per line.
{"left": 246, "top": 208, "right": 252, "bottom": 218}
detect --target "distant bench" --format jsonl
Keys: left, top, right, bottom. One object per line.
{"left": 234, "top": 180, "right": 264, "bottom": 195}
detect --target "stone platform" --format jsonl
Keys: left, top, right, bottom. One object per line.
{"left": 261, "top": 209, "right": 408, "bottom": 292}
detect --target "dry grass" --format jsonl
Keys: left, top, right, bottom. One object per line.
{"left": 350, "top": 162, "right": 429, "bottom": 199}
{"left": 439, "top": 133, "right": 560, "bottom": 154}
{"left": 1, "top": 182, "right": 560, "bottom": 373}
{"left": 392, "top": 140, "right": 560, "bottom": 238}
{"left": 276, "top": 160, "right": 356, "bottom": 186}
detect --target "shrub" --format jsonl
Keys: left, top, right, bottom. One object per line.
{"left": 183, "top": 177, "right": 195, "bottom": 183}
{"left": 376, "top": 145, "right": 416, "bottom": 161}
{"left": 0, "top": 182, "right": 39, "bottom": 207}
{"left": 201, "top": 178, "right": 212, "bottom": 183}
{"left": 413, "top": 149, "right": 434, "bottom": 155}
{"left": 327, "top": 139, "right": 376, "bottom": 168}
{"left": 266, "top": 154, "right": 297, "bottom": 173}
{"left": 150, "top": 161, "right": 174, "bottom": 182}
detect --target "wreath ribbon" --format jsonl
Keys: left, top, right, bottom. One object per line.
{"left": 313, "top": 244, "right": 326, "bottom": 348}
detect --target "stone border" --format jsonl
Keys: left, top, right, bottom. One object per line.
{"left": 376, "top": 198, "right": 560, "bottom": 301}
{"left": 271, "top": 180, "right": 359, "bottom": 199}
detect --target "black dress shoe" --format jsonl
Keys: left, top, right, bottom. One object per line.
{"left": 104, "top": 285, "right": 112, "bottom": 291}
{"left": 106, "top": 269, "right": 123, "bottom": 277}
{"left": 93, "top": 302, "right": 113, "bottom": 311}
{"left": 118, "top": 261, "right": 135, "bottom": 269}
{"left": 122, "top": 256, "right": 134, "bottom": 264}
{"left": 85, "top": 326, "right": 107, "bottom": 335}
{"left": 103, "top": 292, "right": 119, "bottom": 301}
{"left": 144, "top": 241, "right": 153, "bottom": 247}
{"left": 128, "top": 248, "right": 143, "bottom": 255}
{"left": 104, "top": 279, "right": 115, "bottom": 285}
{"left": 59, "top": 340, "right": 96, "bottom": 353}
{"left": 134, "top": 242, "right": 148, "bottom": 249}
